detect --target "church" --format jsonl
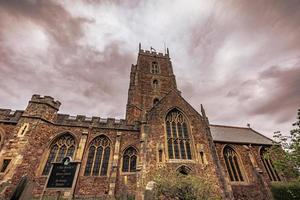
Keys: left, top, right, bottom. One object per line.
{"left": 0, "top": 45, "right": 281, "bottom": 199}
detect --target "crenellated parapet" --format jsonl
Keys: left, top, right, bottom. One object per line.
{"left": 138, "top": 43, "right": 169, "bottom": 58}
{"left": 55, "top": 114, "right": 140, "bottom": 130}
{"left": 23, "top": 95, "right": 61, "bottom": 122}
{"left": 30, "top": 94, "right": 61, "bottom": 110}
{"left": 0, "top": 109, "right": 23, "bottom": 123}
{"left": 138, "top": 49, "right": 169, "bottom": 58}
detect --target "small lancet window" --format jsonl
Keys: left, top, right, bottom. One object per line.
{"left": 260, "top": 147, "right": 281, "bottom": 181}
{"left": 153, "top": 98, "right": 159, "bottom": 106}
{"left": 223, "top": 146, "right": 245, "bottom": 182}
{"left": 165, "top": 109, "right": 192, "bottom": 160}
{"left": 84, "top": 135, "right": 111, "bottom": 176}
{"left": 158, "top": 149, "right": 163, "bottom": 162}
{"left": 42, "top": 134, "right": 76, "bottom": 175}
{"left": 0, "top": 159, "right": 11, "bottom": 173}
{"left": 151, "top": 62, "right": 160, "bottom": 74}
{"left": 122, "top": 147, "right": 138, "bottom": 172}
{"left": 200, "top": 151, "right": 205, "bottom": 164}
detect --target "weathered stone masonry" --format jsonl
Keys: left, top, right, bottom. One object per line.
{"left": 0, "top": 46, "right": 280, "bottom": 199}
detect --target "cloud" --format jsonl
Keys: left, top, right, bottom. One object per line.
{"left": 0, "top": 0, "right": 299, "bottom": 138}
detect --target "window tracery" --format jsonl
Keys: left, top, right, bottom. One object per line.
{"left": 84, "top": 135, "right": 111, "bottom": 176}
{"left": 223, "top": 146, "right": 245, "bottom": 182}
{"left": 151, "top": 62, "right": 160, "bottom": 74}
{"left": 122, "top": 147, "right": 137, "bottom": 172}
{"left": 260, "top": 147, "right": 281, "bottom": 181}
{"left": 42, "top": 133, "right": 76, "bottom": 175}
{"left": 166, "top": 109, "right": 192, "bottom": 160}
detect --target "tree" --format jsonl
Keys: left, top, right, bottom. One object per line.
{"left": 151, "top": 167, "right": 220, "bottom": 200}
{"left": 266, "top": 109, "right": 300, "bottom": 179}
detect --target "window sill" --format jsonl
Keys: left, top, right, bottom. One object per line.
{"left": 230, "top": 181, "right": 250, "bottom": 186}
{"left": 167, "top": 159, "right": 195, "bottom": 164}
{"left": 121, "top": 172, "right": 137, "bottom": 175}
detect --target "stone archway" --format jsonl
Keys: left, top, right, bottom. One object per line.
{"left": 176, "top": 165, "right": 191, "bottom": 175}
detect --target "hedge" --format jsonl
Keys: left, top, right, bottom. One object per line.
{"left": 271, "top": 181, "right": 300, "bottom": 200}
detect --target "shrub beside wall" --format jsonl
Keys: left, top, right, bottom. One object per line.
{"left": 271, "top": 181, "right": 300, "bottom": 200}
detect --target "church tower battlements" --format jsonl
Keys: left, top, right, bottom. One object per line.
{"left": 126, "top": 44, "right": 178, "bottom": 124}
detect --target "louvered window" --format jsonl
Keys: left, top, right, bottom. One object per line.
{"left": 151, "top": 62, "right": 160, "bottom": 74}
{"left": 260, "top": 147, "right": 281, "bottom": 181}
{"left": 84, "top": 135, "right": 111, "bottom": 176}
{"left": 42, "top": 134, "right": 76, "bottom": 175}
{"left": 122, "top": 147, "right": 137, "bottom": 172}
{"left": 166, "top": 109, "right": 192, "bottom": 160}
{"left": 223, "top": 146, "right": 245, "bottom": 182}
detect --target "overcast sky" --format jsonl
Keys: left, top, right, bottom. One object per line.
{"left": 0, "top": 0, "right": 299, "bottom": 138}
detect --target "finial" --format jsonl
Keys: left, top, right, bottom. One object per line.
{"left": 167, "top": 47, "right": 169, "bottom": 55}
{"left": 150, "top": 46, "right": 156, "bottom": 53}
{"left": 201, "top": 104, "right": 206, "bottom": 117}
{"left": 247, "top": 123, "right": 251, "bottom": 128}
{"left": 139, "top": 43, "right": 141, "bottom": 51}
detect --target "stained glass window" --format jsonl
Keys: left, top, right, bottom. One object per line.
{"left": 260, "top": 147, "right": 281, "bottom": 181}
{"left": 165, "top": 109, "right": 192, "bottom": 160}
{"left": 223, "top": 146, "right": 245, "bottom": 182}
{"left": 42, "top": 134, "right": 76, "bottom": 175}
{"left": 122, "top": 147, "right": 138, "bottom": 172}
{"left": 84, "top": 135, "right": 111, "bottom": 176}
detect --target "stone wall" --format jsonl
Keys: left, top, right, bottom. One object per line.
{"left": 214, "top": 143, "right": 273, "bottom": 200}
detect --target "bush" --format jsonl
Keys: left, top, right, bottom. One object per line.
{"left": 271, "top": 181, "right": 300, "bottom": 200}
{"left": 151, "top": 167, "right": 220, "bottom": 200}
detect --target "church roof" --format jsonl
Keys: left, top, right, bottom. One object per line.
{"left": 209, "top": 124, "right": 273, "bottom": 145}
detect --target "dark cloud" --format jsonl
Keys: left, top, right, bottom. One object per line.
{"left": 251, "top": 65, "right": 300, "bottom": 123}
{"left": 0, "top": 0, "right": 87, "bottom": 46}
{"left": 0, "top": 0, "right": 299, "bottom": 137}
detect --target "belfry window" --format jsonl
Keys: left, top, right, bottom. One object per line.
{"left": 122, "top": 147, "right": 137, "bottom": 172}
{"left": 84, "top": 135, "right": 111, "bottom": 176}
{"left": 42, "top": 134, "right": 76, "bottom": 175}
{"left": 223, "top": 146, "right": 245, "bottom": 182}
{"left": 151, "top": 62, "right": 160, "bottom": 74}
{"left": 165, "top": 109, "right": 192, "bottom": 160}
{"left": 260, "top": 147, "right": 281, "bottom": 181}
{"left": 153, "top": 79, "right": 159, "bottom": 89}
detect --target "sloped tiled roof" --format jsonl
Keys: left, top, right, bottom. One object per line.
{"left": 209, "top": 124, "right": 273, "bottom": 145}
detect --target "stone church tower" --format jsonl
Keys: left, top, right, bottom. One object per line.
{"left": 126, "top": 44, "right": 177, "bottom": 124}
{"left": 127, "top": 45, "right": 231, "bottom": 199}
{"left": 0, "top": 45, "right": 278, "bottom": 200}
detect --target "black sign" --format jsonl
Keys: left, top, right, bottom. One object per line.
{"left": 46, "top": 159, "right": 77, "bottom": 188}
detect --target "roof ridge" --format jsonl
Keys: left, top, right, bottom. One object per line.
{"left": 209, "top": 124, "right": 250, "bottom": 130}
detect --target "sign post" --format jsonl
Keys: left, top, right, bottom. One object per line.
{"left": 41, "top": 157, "right": 79, "bottom": 199}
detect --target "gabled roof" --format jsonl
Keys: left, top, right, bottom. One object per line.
{"left": 210, "top": 124, "right": 273, "bottom": 145}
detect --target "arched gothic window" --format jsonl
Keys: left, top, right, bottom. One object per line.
{"left": 165, "top": 109, "right": 192, "bottom": 160}
{"left": 84, "top": 135, "right": 111, "bottom": 176}
{"left": 223, "top": 146, "right": 245, "bottom": 182}
{"left": 151, "top": 62, "right": 160, "bottom": 74}
{"left": 260, "top": 147, "right": 281, "bottom": 181}
{"left": 122, "top": 147, "right": 137, "bottom": 172}
{"left": 153, "top": 79, "right": 159, "bottom": 89}
{"left": 42, "top": 133, "right": 76, "bottom": 175}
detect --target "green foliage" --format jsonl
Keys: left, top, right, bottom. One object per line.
{"left": 152, "top": 167, "right": 220, "bottom": 200}
{"left": 271, "top": 181, "right": 300, "bottom": 200}
{"left": 266, "top": 109, "right": 300, "bottom": 179}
